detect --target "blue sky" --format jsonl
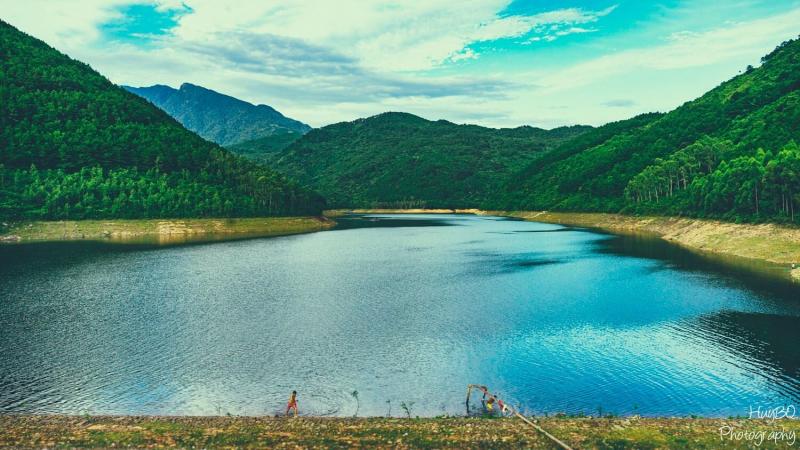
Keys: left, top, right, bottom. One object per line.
{"left": 98, "top": 2, "right": 191, "bottom": 46}
{"left": 3, "top": 0, "right": 800, "bottom": 127}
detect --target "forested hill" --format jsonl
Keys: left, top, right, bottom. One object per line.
{"left": 123, "top": 83, "right": 311, "bottom": 146}
{"left": 228, "top": 130, "right": 304, "bottom": 164}
{"left": 492, "top": 36, "right": 800, "bottom": 223}
{"left": 271, "top": 112, "right": 592, "bottom": 208}
{"left": 0, "top": 20, "right": 324, "bottom": 220}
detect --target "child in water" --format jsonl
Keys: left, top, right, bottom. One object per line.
{"left": 286, "top": 391, "right": 298, "bottom": 417}
{"left": 485, "top": 396, "right": 495, "bottom": 412}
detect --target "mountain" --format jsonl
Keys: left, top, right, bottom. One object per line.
{"left": 123, "top": 83, "right": 311, "bottom": 146}
{"left": 490, "top": 36, "right": 800, "bottom": 223}
{"left": 0, "top": 19, "right": 324, "bottom": 220}
{"left": 271, "top": 112, "right": 592, "bottom": 208}
{"left": 228, "top": 130, "right": 304, "bottom": 164}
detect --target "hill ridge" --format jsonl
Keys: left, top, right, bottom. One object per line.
{"left": 270, "top": 111, "right": 592, "bottom": 208}
{"left": 123, "top": 82, "right": 311, "bottom": 146}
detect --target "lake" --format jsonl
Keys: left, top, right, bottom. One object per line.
{"left": 0, "top": 214, "right": 798, "bottom": 417}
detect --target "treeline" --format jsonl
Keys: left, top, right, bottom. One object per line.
{"left": 625, "top": 141, "right": 800, "bottom": 221}
{"left": 0, "top": 19, "right": 324, "bottom": 221}
{"left": 0, "top": 165, "right": 323, "bottom": 220}
{"left": 625, "top": 137, "right": 733, "bottom": 204}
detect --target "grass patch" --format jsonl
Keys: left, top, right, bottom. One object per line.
{"left": 2, "top": 416, "right": 799, "bottom": 449}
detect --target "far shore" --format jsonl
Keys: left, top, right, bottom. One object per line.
{"left": 328, "top": 209, "right": 800, "bottom": 281}
{"left": 0, "top": 216, "right": 335, "bottom": 245}
{"left": 324, "top": 208, "right": 483, "bottom": 216}
{"left": 2, "top": 415, "right": 798, "bottom": 449}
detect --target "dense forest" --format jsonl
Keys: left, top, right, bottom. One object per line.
{"left": 228, "top": 130, "right": 304, "bottom": 164}
{"left": 491, "top": 36, "right": 800, "bottom": 223}
{"left": 271, "top": 112, "right": 591, "bottom": 208}
{"left": 0, "top": 20, "right": 325, "bottom": 221}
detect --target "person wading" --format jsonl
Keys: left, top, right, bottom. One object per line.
{"left": 286, "top": 391, "right": 298, "bottom": 417}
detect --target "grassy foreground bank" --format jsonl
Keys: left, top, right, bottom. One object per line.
{"left": 1, "top": 415, "right": 797, "bottom": 449}
{"left": 0, "top": 217, "right": 334, "bottom": 245}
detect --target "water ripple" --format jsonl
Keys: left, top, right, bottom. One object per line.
{"left": 1, "top": 214, "right": 798, "bottom": 416}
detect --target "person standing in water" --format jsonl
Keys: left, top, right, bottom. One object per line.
{"left": 286, "top": 391, "right": 298, "bottom": 417}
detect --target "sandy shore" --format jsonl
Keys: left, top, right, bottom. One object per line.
{"left": 1, "top": 415, "right": 797, "bottom": 449}
{"left": 0, "top": 217, "right": 335, "bottom": 245}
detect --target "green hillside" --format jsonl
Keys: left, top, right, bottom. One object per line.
{"left": 271, "top": 112, "right": 591, "bottom": 208}
{"left": 492, "top": 36, "right": 800, "bottom": 223}
{"left": 228, "top": 130, "right": 304, "bottom": 164}
{"left": 0, "top": 20, "right": 324, "bottom": 220}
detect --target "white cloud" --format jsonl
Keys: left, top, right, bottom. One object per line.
{"left": 0, "top": 1, "right": 798, "bottom": 129}
{"left": 473, "top": 5, "right": 615, "bottom": 42}
{"left": 1, "top": 0, "right": 617, "bottom": 70}
{"left": 536, "top": 7, "right": 800, "bottom": 93}
{"left": 449, "top": 47, "right": 479, "bottom": 63}
{"left": 153, "top": 0, "right": 188, "bottom": 12}
{"left": 555, "top": 26, "right": 596, "bottom": 37}
{"left": 525, "top": 26, "right": 596, "bottom": 45}
{"left": 0, "top": 0, "right": 128, "bottom": 48}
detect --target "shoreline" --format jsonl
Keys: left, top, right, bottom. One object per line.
{"left": 328, "top": 209, "right": 800, "bottom": 281}
{"left": 0, "top": 217, "right": 335, "bottom": 245}
{"left": 1, "top": 415, "right": 797, "bottom": 449}
{"left": 3, "top": 210, "right": 799, "bottom": 280}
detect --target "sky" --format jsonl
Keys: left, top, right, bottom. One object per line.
{"left": 2, "top": 0, "right": 800, "bottom": 128}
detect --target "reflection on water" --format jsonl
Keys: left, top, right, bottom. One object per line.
{"left": 0, "top": 214, "right": 798, "bottom": 417}
{"left": 598, "top": 232, "right": 797, "bottom": 299}
{"left": 332, "top": 214, "right": 458, "bottom": 229}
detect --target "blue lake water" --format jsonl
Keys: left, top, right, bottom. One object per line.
{"left": 0, "top": 214, "right": 798, "bottom": 417}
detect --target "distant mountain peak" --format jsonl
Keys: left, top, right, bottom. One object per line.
{"left": 123, "top": 82, "right": 311, "bottom": 146}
